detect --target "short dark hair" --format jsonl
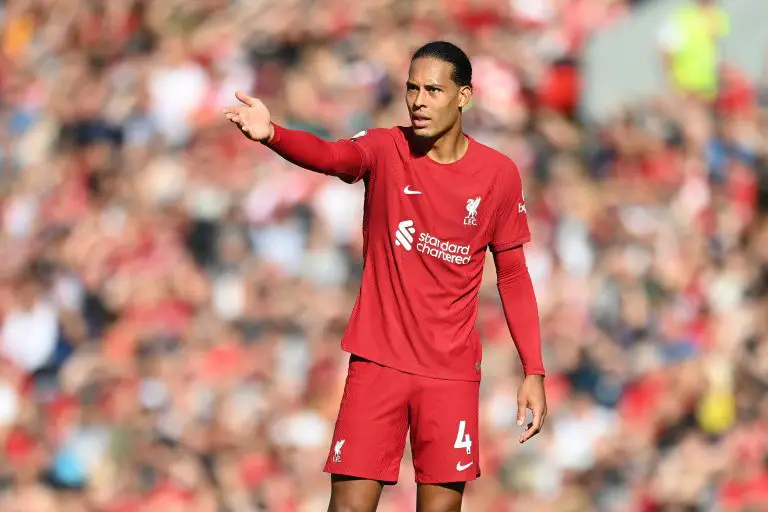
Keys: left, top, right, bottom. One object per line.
{"left": 411, "top": 41, "right": 472, "bottom": 88}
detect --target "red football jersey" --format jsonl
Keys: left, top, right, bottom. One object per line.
{"left": 339, "top": 127, "right": 530, "bottom": 381}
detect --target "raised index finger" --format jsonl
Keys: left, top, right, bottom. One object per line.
{"left": 235, "top": 90, "right": 256, "bottom": 106}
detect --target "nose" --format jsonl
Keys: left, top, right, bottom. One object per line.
{"left": 413, "top": 88, "right": 426, "bottom": 109}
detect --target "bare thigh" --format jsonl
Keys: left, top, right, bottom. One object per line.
{"left": 327, "top": 474, "right": 385, "bottom": 512}
{"left": 416, "top": 482, "right": 465, "bottom": 512}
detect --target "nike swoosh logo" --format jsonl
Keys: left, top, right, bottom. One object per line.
{"left": 456, "top": 461, "right": 474, "bottom": 472}
{"left": 404, "top": 186, "right": 422, "bottom": 195}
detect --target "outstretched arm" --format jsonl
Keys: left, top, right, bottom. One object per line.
{"left": 224, "top": 91, "right": 368, "bottom": 183}
{"left": 264, "top": 123, "right": 367, "bottom": 183}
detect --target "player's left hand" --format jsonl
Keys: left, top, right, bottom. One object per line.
{"left": 517, "top": 374, "right": 547, "bottom": 443}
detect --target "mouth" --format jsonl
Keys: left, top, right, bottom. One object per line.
{"left": 411, "top": 114, "right": 431, "bottom": 129}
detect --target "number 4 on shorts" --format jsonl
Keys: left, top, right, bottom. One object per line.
{"left": 454, "top": 420, "right": 472, "bottom": 455}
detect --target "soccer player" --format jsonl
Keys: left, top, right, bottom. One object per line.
{"left": 224, "top": 41, "right": 547, "bottom": 512}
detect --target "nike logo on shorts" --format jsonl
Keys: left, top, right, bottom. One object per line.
{"left": 456, "top": 461, "right": 474, "bottom": 471}
{"left": 403, "top": 185, "right": 422, "bottom": 195}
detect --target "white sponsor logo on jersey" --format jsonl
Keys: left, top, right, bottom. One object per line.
{"left": 394, "top": 220, "right": 471, "bottom": 265}
{"left": 394, "top": 220, "right": 416, "bottom": 250}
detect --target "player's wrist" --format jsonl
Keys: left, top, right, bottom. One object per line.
{"left": 260, "top": 122, "right": 276, "bottom": 145}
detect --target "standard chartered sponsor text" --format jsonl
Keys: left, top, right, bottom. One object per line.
{"left": 417, "top": 232, "right": 471, "bottom": 265}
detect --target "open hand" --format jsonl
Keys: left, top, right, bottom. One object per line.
{"left": 223, "top": 90, "right": 273, "bottom": 142}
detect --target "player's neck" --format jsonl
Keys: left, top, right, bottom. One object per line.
{"left": 424, "top": 124, "right": 469, "bottom": 165}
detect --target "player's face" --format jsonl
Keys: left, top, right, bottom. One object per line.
{"left": 406, "top": 58, "right": 472, "bottom": 139}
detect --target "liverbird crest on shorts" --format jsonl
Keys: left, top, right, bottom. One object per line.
{"left": 333, "top": 439, "right": 345, "bottom": 462}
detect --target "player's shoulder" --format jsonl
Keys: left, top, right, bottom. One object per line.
{"left": 346, "top": 126, "right": 400, "bottom": 143}
{"left": 469, "top": 137, "right": 522, "bottom": 180}
{"left": 468, "top": 138, "right": 525, "bottom": 203}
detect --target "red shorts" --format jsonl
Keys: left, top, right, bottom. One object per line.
{"left": 324, "top": 355, "right": 481, "bottom": 484}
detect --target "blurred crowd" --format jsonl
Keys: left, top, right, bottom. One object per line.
{"left": 0, "top": 0, "right": 767, "bottom": 510}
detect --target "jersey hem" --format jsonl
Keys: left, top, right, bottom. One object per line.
{"left": 343, "top": 347, "right": 481, "bottom": 382}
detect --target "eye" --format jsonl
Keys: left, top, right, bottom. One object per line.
{"left": 426, "top": 86, "right": 441, "bottom": 93}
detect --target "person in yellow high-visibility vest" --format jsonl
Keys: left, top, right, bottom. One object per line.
{"left": 658, "top": 0, "right": 730, "bottom": 101}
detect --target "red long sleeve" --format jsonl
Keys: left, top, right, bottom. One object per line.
{"left": 264, "top": 123, "right": 368, "bottom": 183}
{"left": 493, "top": 246, "right": 545, "bottom": 376}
